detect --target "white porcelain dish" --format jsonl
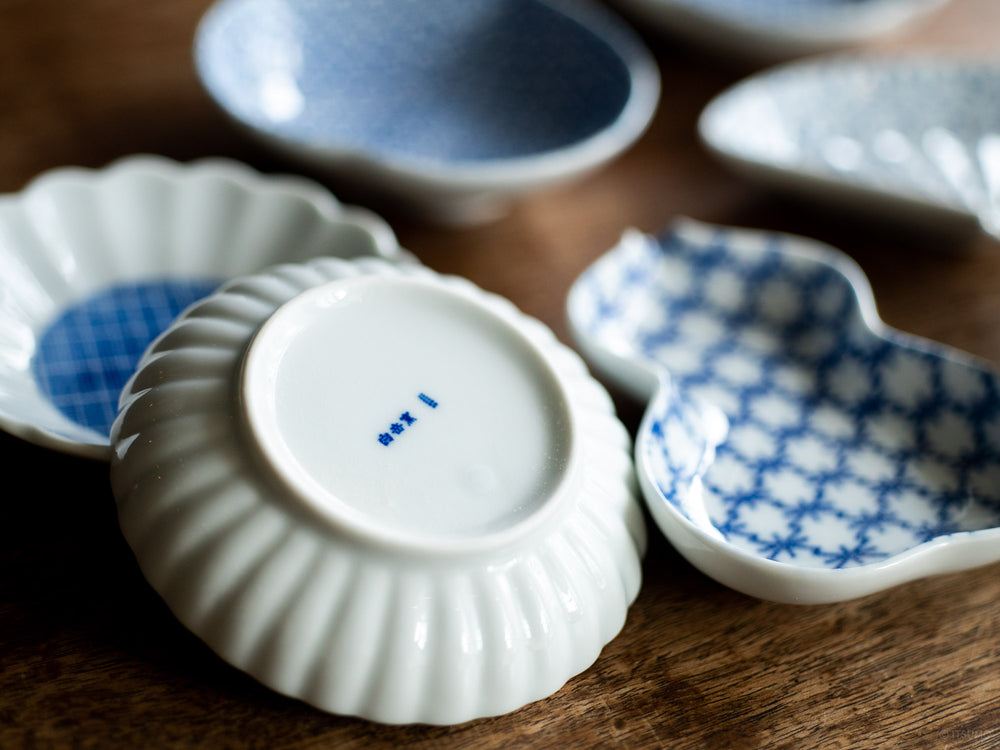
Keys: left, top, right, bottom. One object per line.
{"left": 699, "top": 55, "right": 1000, "bottom": 244}
{"left": 110, "top": 257, "right": 645, "bottom": 724}
{"left": 568, "top": 218, "right": 1000, "bottom": 604}
{"left": 0, "top": 155, "right": 405, "bottom": 460}
{"left": 612, "top": 0, "right": 949, "bottom": 60}
{"left": 193, "top": 0, "right": 660, "bottom": 225}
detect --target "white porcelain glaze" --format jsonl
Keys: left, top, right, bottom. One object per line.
{"left": 194, "top": 0, "right": 660, "bottom": 224}
{"left": 568, "top": 218, "right": 1000, "bottom": 604}
{"left": 612, "top": 0, "right": 949, "bottom": 60}
{"left": 110, "top": 257, "right": 645, "bottom": 724}
{"left": 0, "top": 155, "right": 406, "bottom": 459}
{"left": 700, "top": 55, "right": 1000, "bottom": 244}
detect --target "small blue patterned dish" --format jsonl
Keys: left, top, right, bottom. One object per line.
{"left": 612, "top": 0, "right": 949, "bottom": 60}
{"left": 568, "top": 218, "right": 1000, "bottom": 603}
{"left": 700, "top": 55, "right": 1000, "bottom": 244}
{"left": 194, "top": 0, "right": 660, "bottom": 224}
{"left": 0, "top": 155, "right": 406, "bottom": 459}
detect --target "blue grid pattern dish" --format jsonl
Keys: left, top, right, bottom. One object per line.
{"left": 194, "top": 0, "right": 660, "bottom": 224}
{"left": 33, "top": 279, "right": 220, "bottom": 437}
{"left": 612, "top": 0, "right": 949, "bottom": 60}
{"left": 568, "top": 218, "right": 1000, "bottom": 603}
{"left": 0, "top": 155, "right": 405, "bottom": 459}
{"left": 699, "top": 55, "right": 1000, "bottom": 244}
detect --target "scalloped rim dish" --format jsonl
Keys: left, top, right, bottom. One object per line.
{"left": 568, "top": 218, "right": 1000, "bottom": 603}
{"left": 110, "top": 257, "right": 646, "bottom": 724}
{"left": 0, "top": 155, "right": 405, "bottom": 459}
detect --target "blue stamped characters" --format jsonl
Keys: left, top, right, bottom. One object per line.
{"left": 378, "top": 393, "right": 439, "bottom": 446}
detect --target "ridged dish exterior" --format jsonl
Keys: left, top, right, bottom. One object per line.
{"left": 110, "top": 258, "right": 646, "bottom": 724}
{"left": 0, "top": 154, "right": 401, "bottom": 457}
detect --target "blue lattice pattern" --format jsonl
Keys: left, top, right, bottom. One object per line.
{"left": 32, "top": 279, "right": 220, "bottom": 437}
{"left": 575, "top": 224, "right": 1000, "bottom": 569}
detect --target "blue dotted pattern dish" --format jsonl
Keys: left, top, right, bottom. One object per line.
{"left": 568, "top": 219, "right": 1000, "bottom": 603}
{"left": 33, "top": 279, "right": 219, "bottom": 437}
{"left": 699, "top": 56, "right": 1000, "bottom": 243}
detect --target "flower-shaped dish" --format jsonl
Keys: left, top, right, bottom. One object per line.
{"left": 110, "top": 257, "right": 645, "bottom": 724}
{"left": 194, "top": 0, "right": 660, "bottom": 225}
{"left": 612, "top": 0, "right": 949, "bottom": 61}
{"left": 0, "top": 155, "right": 405, "bottom": 459}
{"left": 568, "top": 218, "right": 1000, "bottom": 604}
{"left": 699, "top": 55, "right": 1000, "bottom": 245}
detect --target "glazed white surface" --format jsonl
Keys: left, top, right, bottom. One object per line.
{"left": 110, "top": 257, "right": 646, "bottom": 724}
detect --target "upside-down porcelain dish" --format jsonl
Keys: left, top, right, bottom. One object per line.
{"left": 111, "top": 256, "right": 646, "bottom": 724}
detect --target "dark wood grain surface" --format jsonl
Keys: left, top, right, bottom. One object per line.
{"left": 3, "top": 1, "right": 1000, "bottom": 747}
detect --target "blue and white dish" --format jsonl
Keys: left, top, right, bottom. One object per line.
{"left": 612, "top": 0, "right": 949, "bottom": 60}
{"left": 194, "top": 0, "right": 660, "bottom": 224}
{"left": 0, "top": 155, "right": 406, "bottom": 459}
{"left": 699, "top": 55, "right": 1000, "bottom": 244}
{"left": 568, "top": 218, "right": 1000, "bottom": 603}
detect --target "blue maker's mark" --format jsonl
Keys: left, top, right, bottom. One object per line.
{"left": 378, "top": 393, "right": 438, "bottom": 446}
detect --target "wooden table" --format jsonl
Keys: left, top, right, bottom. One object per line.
{"left": 3, "top": 1, "right": 1000, "bottom": 747}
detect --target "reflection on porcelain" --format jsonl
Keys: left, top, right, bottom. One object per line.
{"left": 699, "top": 56, "right": 1000, "bottom": 243}
{"left": 194, "top": 0, "right": 660, "bottom": 224}
{"left": 568, "top": 218, "right": 1000, "bottom": 604}
{"left": 110, "top": 257, "right": 645, "bottom": 725}
{"left": 612, "top": 0, "right": 949, "bottom": 59}
{"left": 0, "top": 155, "right": 405, "bottom": 459}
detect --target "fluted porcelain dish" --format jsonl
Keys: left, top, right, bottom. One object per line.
{"left": 612, "top": 0, "right": 949, "bottom": 60}
{"left": 0, "top": 155, "right": 405, "bottom": 459}
{"left": 568, "top": 218, "right": 1000, "bottom": 604}
{"left": 194, "top": 0, "right": 660, "bottom": 224}
{"left": 110, "top": 257, "right": 645, "bottom": 724}
{"left": 699, "top": 55, "right": 1000, "bottom": 244}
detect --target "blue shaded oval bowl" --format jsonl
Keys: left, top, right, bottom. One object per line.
{"left": 568, "top": 218, "right": 1000, "bottom": 603}
{"left": 194, "top": 0, "right": 660, "bottom": 224}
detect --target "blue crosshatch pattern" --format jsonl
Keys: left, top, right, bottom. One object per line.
{"left": 574, "top": 226, "right": 1000, "bottom": 569}
{"left": 33, "top": 279, "right": 220, "bottom": 437}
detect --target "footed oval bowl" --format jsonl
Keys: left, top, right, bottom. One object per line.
{"left": 194, "top": 0, "right": 660, "bottom": 224}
